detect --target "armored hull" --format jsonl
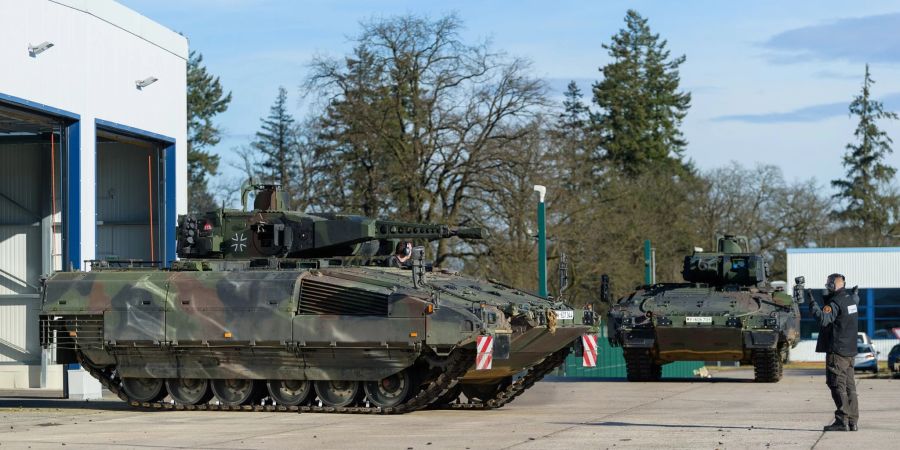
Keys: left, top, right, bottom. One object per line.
{"left": 41, "top": 263, "right": 586, "bottom": 412}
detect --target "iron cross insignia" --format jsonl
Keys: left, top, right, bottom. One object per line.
{"left": 231, "top": 232, "right": 247, "bottom": 252}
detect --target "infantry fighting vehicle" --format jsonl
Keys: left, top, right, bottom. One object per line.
{"left": 40, "top": 184, "right": 588, "bottom": 413}
{"left": 606, "top": 235, "right": 801, "bottom": 382}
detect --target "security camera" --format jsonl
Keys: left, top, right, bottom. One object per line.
{"left": 135, "top": 76, "right": 159, "bottom": 89}
{"left": 28, "top": 41, "right": 54, "bottom": 56}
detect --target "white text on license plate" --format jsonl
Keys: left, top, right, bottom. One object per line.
{"left": 685, "top": 316, "right": 712, "bottom": 324}
{"left": 555, "top": 310, "right": 574, "bottom": 320}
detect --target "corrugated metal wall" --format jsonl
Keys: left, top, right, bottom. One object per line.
{"left": 787, "top": 248, "right": 900, "bottom": 290}
{"left": 0, "top": 301, "right": 38, "bottom": 364}
{"left": 561, "top": 323, "right": 704, "bottom": 378}
{"left": 0, "top": 141, "right": 47, "bottom": 364}
{"left": 96, "top": 142, "right": 160, "bottom": 261}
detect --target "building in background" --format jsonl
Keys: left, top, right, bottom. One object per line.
{"left": 0, "top": 0, "right": 187, "bottom": 389}
{"left": 787, "top": 247, "right": 900, "bottom": 361}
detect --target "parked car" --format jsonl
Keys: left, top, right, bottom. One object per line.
{"left": 888, "top": 344, "right": 900, "bottom": 378}
{"left": 856, "top": 332, "right": 872, "bottom": 345}
{"left": 854, "top": 344, "right": 879, "bottom": 373}
{"left": 872, "top": 329, "right": 893, "bottom": 340}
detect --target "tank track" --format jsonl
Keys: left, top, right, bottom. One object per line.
{"left": 751, "top": 348, "right": 783, "bottom": 383}
{"left": 77, "top": 349, "right": 473, "bottom": 415}
{"left": 624, "top": 348, "right": 662, "bottom": 381}
{"left": 443, "top": 346, "right": 572, "bottom": 410}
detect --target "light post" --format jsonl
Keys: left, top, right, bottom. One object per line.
{"left": 644, "top": 239, "right": 656, "bottom": 285}
{"left": 534, "top": 185, "right": 547, "bottom": 297}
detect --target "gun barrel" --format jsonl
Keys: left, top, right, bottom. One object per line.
{"left": 373, "top": 221, "right": 484, "bottom": 240}
{"left": 452, "top": 227, "right": 485, "bottom": 240}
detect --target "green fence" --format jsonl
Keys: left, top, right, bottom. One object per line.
{"left": 560, "top": 323, "right": 704, "bottom": 378}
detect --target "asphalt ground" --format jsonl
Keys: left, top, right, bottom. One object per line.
{"left": 0, "top": 368, "right": 897, "bottom": 449}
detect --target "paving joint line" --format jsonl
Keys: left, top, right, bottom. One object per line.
{"left": 500, "top": 383, "right": 708, "bottom": 449}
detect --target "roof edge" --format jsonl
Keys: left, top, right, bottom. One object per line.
{"left": 50, "top": 0, "right": 188, "bottom": 60}
{"left": 786, "top": 247, "right": 900, "bottom": 254}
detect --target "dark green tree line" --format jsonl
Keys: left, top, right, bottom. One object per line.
{"left": 187, "top": 51, "right": 232, "bottom": 213}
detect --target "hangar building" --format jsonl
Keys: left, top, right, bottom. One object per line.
{"left": 0, "top": 0, "right": 187, "bottom": 388}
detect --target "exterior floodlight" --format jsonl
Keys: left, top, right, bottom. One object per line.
{"left": 533, "top": 185, "right": 546, "bottom": 203}
{"left": 28, "top": 41, "right": 54, "bottom": 56}
{"left": 135, "top": 76, "right": 159, "bottom": 89}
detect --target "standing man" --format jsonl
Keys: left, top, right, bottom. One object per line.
{"left": 809, "top": 273, "right": 860, "bottom": 432}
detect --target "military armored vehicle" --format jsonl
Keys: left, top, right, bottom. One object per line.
{"left": 40, "top": 184, "right": 588, "bottom": 413}
{"left": 606, "top": 235, "right": 801, "bottom": 382}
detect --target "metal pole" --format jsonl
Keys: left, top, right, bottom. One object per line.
{"left": 644, "top": 239, "right": 652, "bottom": 285}
{"left": 534, "top": 185, "right": 547, "bottom": 298}
{"left": 867, "top": 288, "right": 875, "bottom": 339}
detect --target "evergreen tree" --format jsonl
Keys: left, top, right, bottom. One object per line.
{"left": 831, "top": 64, "right": 900, "bottom": 245}
{"left": 591, "top": 10, "right": 691, "bottom": 177}
{"left": 187, "top": 51, "right": 232, "bottom": 212}
{"left": 560, "top": 81, "right": 589, "bottom": 131}
{"left": 252, "top": 87, "right": 299, "bottom": 201}
{"left": 553, "top": 81, "right": 594, "bottom": 190}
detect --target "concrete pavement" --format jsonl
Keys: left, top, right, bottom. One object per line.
{"left": 0, "top": 369, "right": 897, "bottom": 449}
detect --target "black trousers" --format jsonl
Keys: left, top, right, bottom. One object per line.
{"left": 825, "top": 353, "right": 859, "bottom": 424}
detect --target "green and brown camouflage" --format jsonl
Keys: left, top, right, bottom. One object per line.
{"left": 39, "top": 183, "right": 589, "bottom": 411}
{"left": 606, "top": 235, "right": 801, "bottom": 382}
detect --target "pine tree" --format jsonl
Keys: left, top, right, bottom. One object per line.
{"left": 187, "top": 51, "right": 232, "bottom": 212}
{"left": 252, "top": 87, "right": 298, "bottom": 201}
{"left": 591, "top": 10, "right": 691, "bottom": 177}
{"left": 560, "top": 81, "right": 589, "bottom": 131}
{"left": 832, "top": 64, "right": 900, "bottom": 245}
{"left": 554, "top": 81, "right": 594, "bottom": 190}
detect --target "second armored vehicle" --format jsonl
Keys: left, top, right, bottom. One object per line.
{"left": 606, "top": 235, "right": 801, "bottom": 382}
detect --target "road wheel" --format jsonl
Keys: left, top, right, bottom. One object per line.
{"left": 752, "top": 348, "right": 783, "bottom": 382}
{"left": 364, "top": 370, "right": 413, "bottom": 408}
{"left": 267, "top": 380, "right": 313, "bottom": 406}
{"left": 624, "top": 348, "right": 662, "bottom": 381}
{"left": 121, "top": 377, "right": 166, "bottom": 402}
{"left": 211, "top": 379, "right": 261, "bottom": 406}
{"left": 166, "top": 378, "right": 214, "bottom": 405}
{"left": 314, "top": 380, "right": 361, "bottom": 407}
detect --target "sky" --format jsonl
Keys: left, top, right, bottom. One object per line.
{"left": 120, "top": 0, "right": 900, "bottom": 191}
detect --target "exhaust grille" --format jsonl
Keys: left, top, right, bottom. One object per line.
{"left": 299, "top": 278, "right": 389, "bottom": 316}
{"left": 40, "top": 315, "right": 104, "bottom": 350}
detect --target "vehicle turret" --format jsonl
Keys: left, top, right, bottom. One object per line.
{"left": 177, "top": 183, "right": 484, "bottom": 260}
{"left": 681, "top": 234, "right": 767, "bottom": 287}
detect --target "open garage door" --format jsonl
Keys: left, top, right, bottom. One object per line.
{"left": 0, "top": 103, "right": 66, "bottom": 366}
{"left": 95, "top": 129, "right": 164, "bottom": 264}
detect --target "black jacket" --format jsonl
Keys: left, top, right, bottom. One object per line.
{"left": 812, "top": 287, "right": 860, "bottom": 357}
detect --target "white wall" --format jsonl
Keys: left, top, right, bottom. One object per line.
{"left": 0, "top": 0, "right": 188, "bottom": 263}
{"left": 0, "top": 0, "right": 187, "bottom": 388}
{"left": 787, "top": 248, "right": 900, "bottom": 291}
